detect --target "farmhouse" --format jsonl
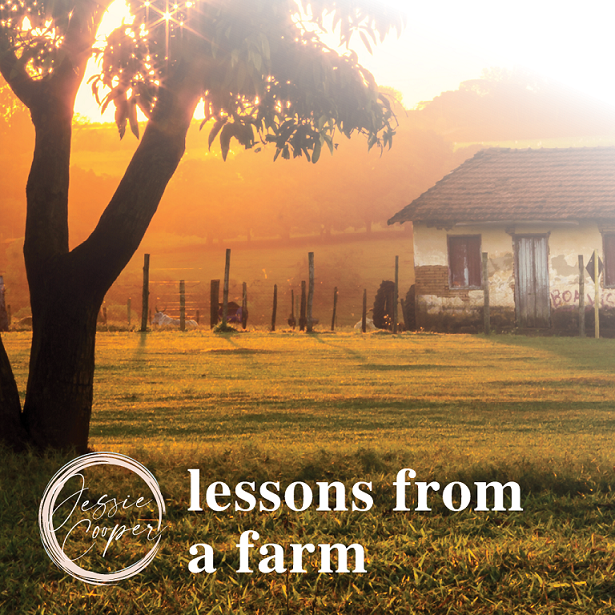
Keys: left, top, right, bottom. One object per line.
{"left": 388, "top": 147, "right": 615, "bottom": 333}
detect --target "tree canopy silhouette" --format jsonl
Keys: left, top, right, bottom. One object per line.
{"left": 0, "top": 0, "right": 404, "bottom": 452}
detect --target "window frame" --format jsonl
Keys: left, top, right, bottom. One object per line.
{"left": 447, "top": 234, "right": 483, "bottom": 290}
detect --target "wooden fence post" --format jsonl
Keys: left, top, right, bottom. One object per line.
{"left": 271, "top": 284, "right": 278, "bottom": 331}
{"left": 307, "top": 252, "right": 315, "bottom": 332}
{"left": 482, "top": 252, "right": 490, "bottom": 335}
{"left": 242, "top": 282, "right": 248, "bottom": 330}
{"left": 222, "top": 248, "right": 231, "bottom": 327}
{"left": 299, "top": 281, "right": 307, "bottom": 331}
{"left": 578, "top": 255, "right": 585, "bottom": 338}
{"left": 331, "top": 287, "right": 338, "bottom": 331}
{"left": 179, "top": 280, "right": 186, "bottom": 332}
{"left": 393, "top": 256, "right": 399, "bottom": 333}
{"left": 140, "top": 253, "right": 150, "bottom": 332}
{"left": 196, "top": 309, "right": 200, "bottom": 325}
{"left": 290, "top": 289, "right": 295, "bottom": 329}
{"left": 594, "top": 248, "right": 600, "bottom": 339}
{"left": 210, "top": 279, "right": 220, "bottom": 328}
{"left": 362, "top": 289, "right": 367, "bottom": 333}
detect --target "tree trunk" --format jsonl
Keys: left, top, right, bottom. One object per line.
{"left": 0, "top": 334, "right": 26, "bottom": 448}
{"left": 23, "top": 289, "right": 99, "bottom": 452}
{"left": 0, "top": 51, "right": 206, "bottom": 452}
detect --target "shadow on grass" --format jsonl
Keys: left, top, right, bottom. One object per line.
{"left": 95, "top": 398, "right": 615, "bottom": 439}
{"left": 483, "top": 333, "right": 615, "bottom": 372}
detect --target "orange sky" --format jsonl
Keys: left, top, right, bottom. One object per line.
{"left": 75, "top": 0, "right": 615, "bottom": 122}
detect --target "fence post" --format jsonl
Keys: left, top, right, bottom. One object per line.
{"left": 393, "top": 255, "right": 399, "bottom": 333}
{"left": 290, "top": 289, "right": 295, "bottom": 329}
{"left": 482, "top": 252, "right": 490, "bottom": 335}
{"left": 331, "top": 287, "right": 338, "bottom": 331}
{"left": 140, "top": 253, "right": 150, "bottom": 332}
{"left": 179, "top": 280, "right": 186, "bottom": 332}
{"left": 222, "top": 249, "right": 231, "bottom": 327}
{"left": 299, "top": 281, "right": 307, "bottom": 331}
{"left": 210, "top": 280, "right": 220, "bottom": 328}
{"left": 362, "top": 289, "right": 367, "bottom": 333}
{"left": 578, "top": 255, "right": 585, "bottom": 338}
{"left": 242, "top": 282, "right": 248, "bottom": 330}
{"left": 196, "top": 309, "right": 200, "bottom": 325}
{"left": 594, "top": 248, "right": 600, "bottom": 339}
{"left": 271, "top": 284, "right": 277, "bottom": 331}
{"left": 307, "top": 252, "right": 315, "bottom": 332}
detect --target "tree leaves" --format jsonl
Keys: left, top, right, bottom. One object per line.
{"left": 216, "top": 120, "right": 257, "bottom": 160}
{"left": 114, "top": 95, "right": 127, "bottom": 140}
{"left": 5, "top": 0, "right": 403, "bottom": 156}
{"left": 208, "top": 117, "right": 228, "bottom": 149}
{"left": 312, "top": 137, "right": 322, "bottom": 164}
{"left": 127, "top": 97, "right": 139, "bottom": 139}
{"left": 219, "top": 122, "right": 234, "bottom": 161}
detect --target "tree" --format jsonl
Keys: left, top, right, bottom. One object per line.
{"left": 0, "top": 0, "right": 404, "bottom": 452}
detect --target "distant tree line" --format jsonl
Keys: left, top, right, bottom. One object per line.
{"left": 3, "top": 67, "right": 615, "bottom": 251}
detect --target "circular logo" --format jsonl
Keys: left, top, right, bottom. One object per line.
{"left": 38, "top": 452, "right": 166, "bottom": 585}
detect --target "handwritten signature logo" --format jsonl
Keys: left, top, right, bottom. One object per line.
{"left": 38, "top": 452, "right": 166, "bottom": 585}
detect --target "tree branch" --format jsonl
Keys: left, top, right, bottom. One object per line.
{"left": 68, "top": 56, "right": 209, "bottom": 300}
{"left": 0, "top": 45, "right": 39, "bottom": 108}
{"left": 20, "top": 1, "right": 109, "bottom": 290}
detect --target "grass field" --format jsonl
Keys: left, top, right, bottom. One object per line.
{"left": 2, "top": 330, "right": 615, "bottom": 613}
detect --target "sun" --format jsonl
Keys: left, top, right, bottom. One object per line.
{"left": 74, "top": 0, "right": 133, "bottom": 123}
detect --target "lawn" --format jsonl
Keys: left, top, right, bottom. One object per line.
{"left": 2, "top": 330, "right": 615, "bottom": 613}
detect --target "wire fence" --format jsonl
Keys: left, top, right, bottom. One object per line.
{"left": 93, "top": 250, "right": 414, "bottom": 332}
{"left": 5, "top": 249, "right": 415, "bottom": 332}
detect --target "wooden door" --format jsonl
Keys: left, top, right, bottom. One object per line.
{"left": 515, "top": 235, "right": 550, "bottom": 328}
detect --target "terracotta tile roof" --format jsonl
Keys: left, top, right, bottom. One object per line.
{"left": 388, "top": 147, "right": 615, "bottom": 225}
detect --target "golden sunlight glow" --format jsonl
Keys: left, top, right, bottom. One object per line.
{"left": 74, "top": 0, "right": 133, "bottom": 122}
{"left": 73, "top": 0, "right": 615, "bottom": 123}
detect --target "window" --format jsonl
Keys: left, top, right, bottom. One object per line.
{"left": 604, "top": 234, "right": 615, "bottom": 287}
{"left": 448, "top": 235, "right": 482, "bottom": 288}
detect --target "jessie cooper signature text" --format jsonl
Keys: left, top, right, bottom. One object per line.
{"left": 54, "top": 473, "right": 167, "bottom": 560}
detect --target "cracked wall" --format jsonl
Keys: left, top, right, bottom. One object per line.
{"left": 413, "top": 222, "right": 614, "bottom": 334}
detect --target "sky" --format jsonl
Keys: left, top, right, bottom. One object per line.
{"left": 75, "top": 0, "right": 615, "bottom": 121}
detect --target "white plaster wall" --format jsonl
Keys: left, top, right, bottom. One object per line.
{"left": 546, "top": 223, "right": 612, "bottom": 309}
{"left": 413, "top": 225, "right": 449, "bottom": 267}
{"left": 414, "top": 221, "right": 613, "bottom": 313}
{"left": 414, "top": 223, "right": 516, "bottom": 310}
